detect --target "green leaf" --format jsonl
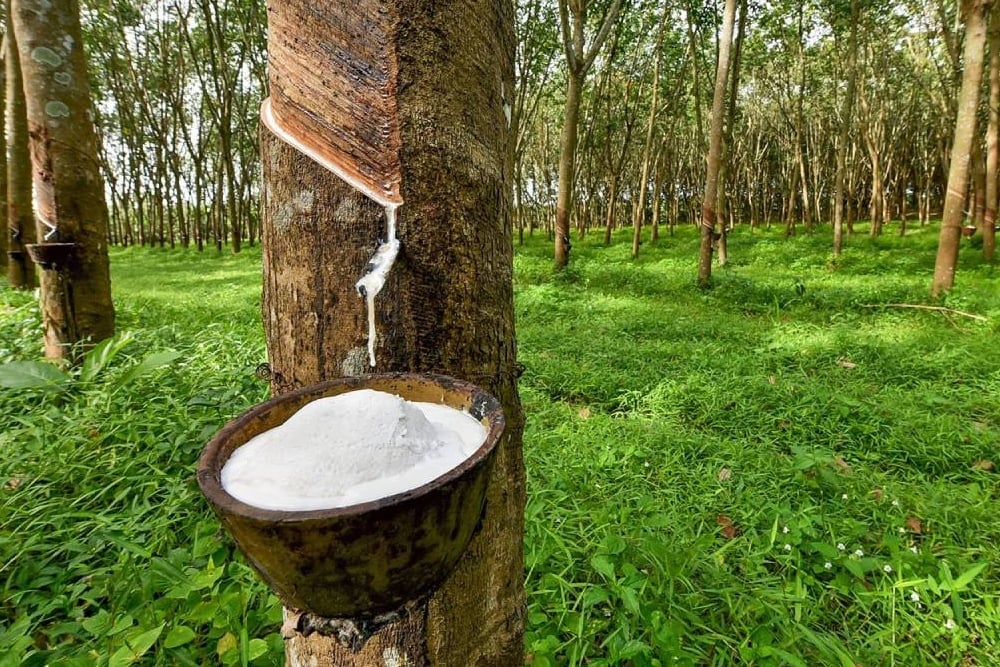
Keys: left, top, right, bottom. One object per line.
{"left": 163, "top": 625, "right": 196, "bottom": 649}
{"left": 108, "top": 614, "right": 135, "bottom": 636}
{"left": 81, "top": 333, "right": 134, "bottom": 382}
{"left": 618, "top": 639, "right": 650, "bottom": 659}
{"left": 116, "top": 349, "right": 182, "bottom": 387}
{"left": 81, "top": 611, "right": 111, "bottom": 636}
{"left": 247, "top": 638, "right": 268, "bottom": 661}
{"left": 108, "top": 623, "right": 164, "bottom": 666}
{"left": 946, "top": 562, "right": 988, "bottom": 592}
{"left": 0, "top": 361, "right": 69, "bottom": 390}
{"left": 591, "top": 555, "right": 615, "bottom": 581}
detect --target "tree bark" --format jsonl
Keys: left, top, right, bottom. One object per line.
{"left": 0, "top": 32, "right": 7, "bottom": 273}
{"left": 260, "top": 0, "right": 525, "bottom": 664}
{"left": 11, "top": 0, "right": 115, "bottom": 359}
{"left": 985, "top": 4, "right": 999, "bottom": 262}
{"left": 5, "top": 2, "right": 36, "bottom": 289}
{"left": 553, "top": 0, "right": 622, "bottom": 269}
{"left": 632, "top": 1, "right": 667, "bottom": 258}
{"left": 932, "top": 0, "right": 991, "bottom": 296}
{"left": 833, "top": 0, "right": 858, "bottom": 258}
{"left": 697, "top": 0, "right": 737, "bottom": 289}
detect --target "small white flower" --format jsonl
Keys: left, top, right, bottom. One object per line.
{"left": 783, "top": 543, "right": 792, "bottom": 552}
{"left": 891, "top": 499, "right": 900, "bottom": 507}
{"left": 854, "top": 549, "right": 864, "bottom": 558}
{"left": 910, "top": 592, "right": 920, "bottom": 602}
{"left": 643, "top": 462, "right": 650, "bottom": 468}
{"left": 944, "top": 619, "right": 956, "bottom": 630}
{"left": 842, "top": 494, "right": 849, "bottom": 500}
{"left": 782, "top": 525, "right": 790, "bottom": 534}
{"left": 883, "top": 564, "right": 893, "bottom": 573}
{"left": 824, "top": 561, "right": 832, "bottom": 570}
{"left": 837, "top": 543, "right": 846, "bottom": 551}
{"left": 898, "top": 527, "right": 907, "bottom": 533}
{"left": 910, "top": 545, "right": 919, "bottom": 554}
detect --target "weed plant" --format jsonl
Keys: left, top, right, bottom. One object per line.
{"left": 0, "top": 224, "right": 997, "bottom": 665}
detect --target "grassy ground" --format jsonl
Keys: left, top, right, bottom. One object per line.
{"left": 1, "top": 223, "right": 998, "bottom": 666}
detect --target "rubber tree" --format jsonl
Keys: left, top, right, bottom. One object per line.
{"left": 0, "top": 32, "right": 6, "bottom": 274}
{"left": 11, "top": 0, "right": 115, "bottom": 359}
{"left": 984, "top": 4, "right": 999, "bottom": 262}
{"left": 697, "top": 0, "right": 738, "bottom": 289}
{"left": 932, "top": 0, "right": 991, "bottom": 297}
{"left": 553, "top": 0, "right": 624, "bottom": 269}
{"left": 5, "top": 1, "right": 36, "bottom": 290}
{"left": 258, "top": 0, "right": 524, "bottom": 664}
{"left": 831, "top": 0, "right": 859, "bottom": 258}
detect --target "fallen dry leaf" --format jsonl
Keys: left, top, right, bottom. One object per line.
{"left": 871, "top": 488, "right": 883, "bottom": 501}
{"left": 718, "top": 467, "right": 733, "bottom": 482}
{"left": 716, "top": 514, "right": 740, "bottom": 539}
{"left": 834, "top": 457, "right": 851, "bottom": 473}
{"left": 577, "top": 407, "right": 591, "bottom": 420}
{"left": 767, "top": 375, "right": 777, "bottom": 385}
{"left": 906, "top": 516, "right": 923, "bottom": 534}
{"left": 4, "top": 478, "right": 22, "bottom": 491}
{"left": 972, "top": 460, "right": 995, "bottom": 472}
{"left": 837, "top": 357, "right": 858, "bottom": 369}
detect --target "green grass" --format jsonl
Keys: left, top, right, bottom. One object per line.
{"left": 1, "top": 223, "right": 998, "bottom": 666}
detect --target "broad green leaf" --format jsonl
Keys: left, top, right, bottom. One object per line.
{"left": 947, "top": 562, "right": 988, "bottom": 592}
{"left": 81, "top": 333, "right": 134, "bottom": 382}
{"left": 81, "top": 610, "right": 111, "bottom": 635}
{"left": 164, "top": 625, "right": 197, "bottom": 649}
{"left": 116, "top": 349, "right": 182, "bottom": 387}
{"left": 108, "top": 623, "right": 163, "bottom": 667}
{"left": 0, "top": 361, "right": 69, "bottom": 390}
{"left": 591, "top": 555, "right": 615, "bottom": 581}
{"left": 217, "top": 632, "right": 237, "bottom": 658}
{"left": 247, "top": 637, "right": 268, "bottom": 661}
{"left": 108, "top": 614, "right": 135, "bottom": 636}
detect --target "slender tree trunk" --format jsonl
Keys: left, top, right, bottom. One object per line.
{"left": 0, "top": 33, "right": 7, "bottom": 274}
{"left": 833, "top": 0, "right": 858, "bottom": 258}
{"left": 932, "top": 0, "right": 991, "bottom": 296}
{"left": 632, "top": 4, "right": 666, "bottom": 258}
{"left": 716, "top": 0, "right": 746, "bottom": 266}
{"left": 971, "top": 135, "right": 987, "bottom": 235}
{"left": 6, "top": 3, "right": 36, "bottom": 289}
{"left": 555, "top": 72, "right": 581, "bottom": 268}
{"left": 12, "top": 0, "right": 115, "bottom": 358}
{"left": 985, "top": 4, "right": 999, "bottom": 261}
{"left": 260, "top": 0, "right": 524, "bottom": 664}
{"left": 697, "top": 0, "right": 737, "bottom": 288}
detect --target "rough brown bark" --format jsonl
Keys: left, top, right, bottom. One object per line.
{"left": 833, "top": 0, "right": 858, "bottom": 258}
{"left": 697, "top": 0, "right": 737, "bottom": 289}
{"left": 0, "top": 32, "right": 7, "bottom": 273}
{"left": 932, "top": 0, "right": 991, "bottom": 296}
{"left": 284, "top": 603, "right": 430, "bottom": 667}
{"left": 5, "top": 2, "right": 36, "bottom": 289}
{"left": 554, "top": 0, "right": 622, "bottom": 269}
{"left": 985, "top": 4, "right": 999, "bottom": 262}
{"left": 260, "top": 0, "right": 525, "bottom": 665}
{"left": 11, "top": 0, "right": 114, "bottom": 357}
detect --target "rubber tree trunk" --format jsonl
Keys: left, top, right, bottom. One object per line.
{"left": 932, "top": 0, "right": 991, "bottom": 297}
{"left": 833, "top": 0, "right": 858, "bottom": 258}
{"left": 5, "top": 2, "right": 36, "bottom": 290}
{"left": 985, "top": 4, "right": 999, "bottom": 262}
{"left": 554, "top": 72, "right": 582, "bottom": 269}
{"left": 697, "top": 0, "right": 737, "bottom": 289}
{"left": 0, "top": 33, "right": 7, "bottom": 273}
{"left": 259, "top": 0, "right": 525, "bottom": 665}
{"left": 11, "top": 0, "right": 115, "bottom": 359}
